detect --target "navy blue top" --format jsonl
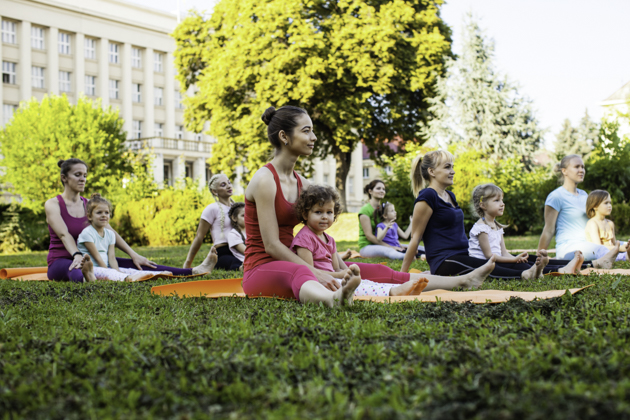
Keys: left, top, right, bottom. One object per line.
{"left": 415, "top": 188, "right": 468, "bottom": 274}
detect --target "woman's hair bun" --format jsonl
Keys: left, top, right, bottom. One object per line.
{"left": 261, "top": 106, "right": 276, "bottom": 126}
{"left": 57, "top": 159, "right": 65, "bottom": 168}
{"left": 90, "top": 193, "right": 102, "bottom": 199}
{"left": 552, "top": 163, "right": 562, "bottom": 174}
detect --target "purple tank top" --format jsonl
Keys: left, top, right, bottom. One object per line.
{"left": 47, "top": 195, "right": 90, "bottom": 266}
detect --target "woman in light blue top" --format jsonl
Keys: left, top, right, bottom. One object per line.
{"left": 538, "top": 154, "right": 619, "bottom": 267}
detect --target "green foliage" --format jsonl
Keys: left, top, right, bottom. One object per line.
{"left": 554, "top": 110, "right": 597, "bottom": 160}
{"left": 424, "top": 14, "right": 544, "bottom": 162}
{"left": 583, "top": 117, "right": 630, "bottom": 204}
{"left": 0, "top": 95, "right": 133, "bottom": 214}
{"left": 0, "top": 204, "right": 29, "bottom": 253}
{"left": 172, "top": 0, "right": 453, "bottom": 206}
{"left": 610, "top": 202, "right": 630, "bottom": 236}
{"left": 0, "top": 204, "right": 49, "bottom": 252}
{"left": 1, "top": 246, "right": 630, "bottom": 418}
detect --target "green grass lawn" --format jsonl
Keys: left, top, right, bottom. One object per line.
{"left": 1, "top": 244, "right": 630, "bottom": 418}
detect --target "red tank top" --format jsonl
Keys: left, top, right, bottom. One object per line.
{"left": 244, "top": 163, "right": 302, "bottom": 272}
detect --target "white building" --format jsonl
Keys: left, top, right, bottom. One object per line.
{"left": 1, "top": 0, "right": 214, "bottom": 189}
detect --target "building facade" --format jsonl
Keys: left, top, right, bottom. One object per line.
{"left": 1, "top": 0, "right": 214, "bottom": 189}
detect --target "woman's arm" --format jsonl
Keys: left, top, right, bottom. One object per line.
{"left": 82, "top": 242, "right": 108, "bottom": 268}
{"left": 359, "top": 215, "right": 390, "bottom": 247}
{"left": 105, "top": 224, "right": 158, "bottom": 270}
{"left": 252, "top": 170, "right": 339, "bottom": 290}
{"left": 538, "top": 206, "right": 559, "bottom": 250}
{"left": 108, "top": 244, "right": 120, "bottom": 270}
{"left": 184, "top": 219, "right": 212, "bottom": 268}
{"left": 401, "top": 202, "right": 432, "bottom": 272}
{"left": 44, "top": 199, "right": 83, "bottom": 270}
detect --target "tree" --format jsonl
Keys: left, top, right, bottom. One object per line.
{"left": 554, "top": 110, "right": 597, "bottom": 159}
{"left": 172, "top": 0, "right": 453, "bottom": 209}
{"left": 423, "top": 14, "right": 544, "bottom": 162}
{"left": 0, "top": 95, "right": 133, "bottom": 213}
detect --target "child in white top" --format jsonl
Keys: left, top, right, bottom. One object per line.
{"left": 226, "top": 202, "right": 246, "bottom": 269}
{"left": 585, "top": 190, "right": 628, "bottom": 261}
{"left": 469, "top": 184, "right": 585, "bottom": 278}
{"left": 290, "top": 185, "right": 428, "bottom": 297}
{"left": 77, "top": 194, "right": 172, "bottom": 282}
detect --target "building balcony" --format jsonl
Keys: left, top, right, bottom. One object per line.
{"left": 126, "top": 137, "right": 212, "bottom": 154}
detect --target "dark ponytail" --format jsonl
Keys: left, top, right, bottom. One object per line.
{"left": 261, "top": 105, "right": 308, "bottom": 150}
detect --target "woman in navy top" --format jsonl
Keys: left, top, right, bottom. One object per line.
{"left": 401, "top": 150, "right": 580, "bottom": 279}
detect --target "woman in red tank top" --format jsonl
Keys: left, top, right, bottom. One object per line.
{"left": 243, "top": 107, "right": 497, "bottom": 303}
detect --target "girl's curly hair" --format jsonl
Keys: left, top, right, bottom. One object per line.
{"left": 294, "top": 185, "right": 342, "bottom": 225}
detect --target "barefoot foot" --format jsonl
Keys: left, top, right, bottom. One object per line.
{"left": 521, "top": 258, "right": 540, "bottom": 280}
{"left": 593, "top": 243, "right": 619, "bottom": 269}
{"left": 127, "top": 271, "right": 156, "bottom": 282}
{"left": 558, "top": 250, "right": 585, "bottom": 275}
{"left": 390, "top": 277, "right": 429, "bottom": 296}
{"left": 332, "top": 265, "right": 361, "bottom": 306}
{"left": 340, "top": 249, "right": 353, "bottom": 261}
{"left": 461, "top": 255, "right": 495, "bottom": 289}
{"left": 193, "top": 246, "right": 218, "bottom": 275}
{"left": 80, "top": 255, "right": 96, "bottom": 282}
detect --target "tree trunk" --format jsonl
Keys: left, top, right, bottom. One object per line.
{"left": 333, "top": 148, "right": 353, "bottom": 213}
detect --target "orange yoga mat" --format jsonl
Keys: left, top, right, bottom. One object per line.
{"left": 1, "top": 266, "right": 208, "bottom": 282}
{"left": 580, "top": 268, "right": 630, "bottom": 276}
{"left": 151, "top": 278, "right": 593, "bottom": 304}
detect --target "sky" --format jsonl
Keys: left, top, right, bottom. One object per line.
{"left": 130, "top": 0, "right": 630, "bottom": 149}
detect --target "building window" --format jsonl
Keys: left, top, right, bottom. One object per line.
{"left": 175, "top": 90, "right": 184, "bottom": 109}
{"left": 163, "top": 161, "right": 173, "bottom": 187}
{"left": 131, "top": 47, "right": 142, "bottom": 68}
{"left": 85, "top": 38, "right": 96, "bottom": 59}
{"left": 58, "top": 32, "right": 71, "bottom": 55}
{"left": 132, "top": 120, "right": 143, "bottom": 139}
{"left": 362, "top": 167, "right": 369, "bottom": 179}
{"left": 185, "top": 161, "right": 193, "bottom": 179}
{"left": 132, "top": 83, "right": 142, "bottom": 103}
{"left": 175, "top": 125, "right": 183, "bottom": 139}
{"left": 154, "top": 123, "right": 163, "bottom": 137}
{"left": 3, "top": 104, "right": 18, "bottom": 125}
{"left": 154, "top": 87, "right": 163, "bottom": 106}
{"left": 109, "top": 79, "right": 119, "bottom": 99}
{"left": 31, "top": 26, "right": 45, "bottom": 49}
{"left": 384, "top": 165, "right": 392, "bottom": 175}
{"left": 109, "top": 43, "right": 119, "bottom": 64}
{"left": 1, "top": 21, "right": 17, "bottom": 44}
{"left": 85, "top": 75, "right": 96, "bottom": 96}
{"left": 31, "top": 66, "right": 45, "bottom": 88}
{"left": 194, "top": 133, "right": 202, "bottom": 141}
{"left": 323, "top": 174, "right": 329, "bottom": 184}
{"left": 153, "top": 52, "right": 163, "bottom": 72}
{"left": 59, "top": 71, "right": 71, "bottom": 92}
{"left": 2, "top": 61, "right": 16, "bottom": 84}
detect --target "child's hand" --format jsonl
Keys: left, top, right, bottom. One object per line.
{"left": 514, "top": 252, "right": 528, "bottom": 264}
{"left": 385, "top": 221, "right": 395, "bottom": 230}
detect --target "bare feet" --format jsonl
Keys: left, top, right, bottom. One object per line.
{"left": 193, "top": 246, "right": 218, "bottom": 275}
{"left": 593, "top": 243, "right": 619, "bottom": 269}
{"left": 521, "top": 257, "right": 543, "bottom": 280}
{"left": 332, "top": 264, "right": 361, "bottom": 306}
{"left": 80, "top": 255, "right": 96, "bottom": 283}
{"left": 390, "top": 277, "right": 429, "bottom": 296}
{"left": 127, "top": 271, "right": 156, "bottom": 282}
{"left": 461, "top": 255, "right": 495, "bottom": 289}
{"left": 536, "top": 250, "right": 550, "bottom": 278}
{"left": 340, "top": 249, "right": 353, "bottom": 261}
{"left": 558, "top": 250, "right": 585, "bottom": 275}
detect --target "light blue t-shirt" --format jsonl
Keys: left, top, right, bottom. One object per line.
{"left": 77, "top": 225, "right": 116, "bottom": 267}
{"left": 545, "top": 187, "right": 588, "bottom": 248}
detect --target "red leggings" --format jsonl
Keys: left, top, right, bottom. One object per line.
{"left": 242, "top": 261, "right": 410, "bottom": 301}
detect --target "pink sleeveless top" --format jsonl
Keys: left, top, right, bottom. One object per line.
{"left": 47, "top": 195, "right": 90, "bottom": 266}
{"left": 243, "top": 163, "right": 302, "bottom": 272}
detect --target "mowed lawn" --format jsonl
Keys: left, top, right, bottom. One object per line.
{"left": 1, "top": 238, "right": 630, "bottom": 418}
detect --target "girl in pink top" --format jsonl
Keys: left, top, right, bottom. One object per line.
{"left": 291, "top": 185, "right": 428, "bottom": 297}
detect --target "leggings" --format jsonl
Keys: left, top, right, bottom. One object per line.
{"left": 557, "top": 241, "right": 609, "bottom": 261}
{"left": 215, "top": 245, "right": 243, "bottom": 271}
{"left": 434, "top": 254, "right": 587, "bottom": 280}
{"left": 48, "top": 257, "right": 192, "bottom": 282}
{"left": 243, "top": 261, "right": 411, "bottom": 301}
{"left": 360, "top": 245, "right": 426, "bottom": 260}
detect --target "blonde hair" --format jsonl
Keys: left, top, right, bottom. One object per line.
{"left": 586, "top": 189, "right": 610, "bottom": 219}
{"left": 471, "top": 183, "right": 508, "bottom": 229}
{"left": 410, "top": 150, "right": 454, "bottom": 197}
{"left": 208, "top": 174, "right": 235, "bottom": 240}
{"left": 553, "top": 154, "right": 582, "bottom": 184}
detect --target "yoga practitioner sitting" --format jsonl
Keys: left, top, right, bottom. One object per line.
{"left": 401, "top": 151, "right": 582, "bottom": 278}
{"left": 538, "top": 154, "right": 619, "bottom": 267}
{"left": 45, "top": 158, "right": 216, "bottom": 282}
{"left": 77, "top": 194, "right": 173, "bottom": 282}
{"left": 184, "top": 174, "right": 242, "bottom": 271}
{"left": 243, "top": 106, "right": 492, "bottom": 307}
{"left": 468, "top": 183, "right": 585, "bottom": 277}
{"left": 358, "top": 180, "right": 425, "bottom": 259}
{"left": 291, "top": 185, "right": 428, "bottom": 297}
{"left": 226, "top": 202, "right": 247, "bottom": 270}
{"left": 585, "top": 190, "right": 628, "bottom": 261}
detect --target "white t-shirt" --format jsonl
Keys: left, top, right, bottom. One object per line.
{"left": 227, "top": 228, "right": 246, "bottom": 262}
{"left": 77, "top": 225, "right": 116, "bottom": 267}
{"left": 200, "top": 202, "right": 232, "bottom": 245}
{"left": 468, "top": 223, "right": 504, "bottom": 259}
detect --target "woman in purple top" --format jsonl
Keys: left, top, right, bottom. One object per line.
{"left": 45, "top": 158, "right": 217, "bottom": 282}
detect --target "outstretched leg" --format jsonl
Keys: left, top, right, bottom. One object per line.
{"left": 389, "top": 277, "right": 429, "bottom": 296}
{"left": 193, "top": 246, "right": 218, "bottom": 275}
